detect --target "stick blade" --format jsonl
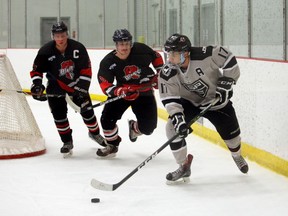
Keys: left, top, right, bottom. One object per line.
{"left": 90, "top": 178, "right": 114, "bottom": 191}
{"left": 65, "top": 94, "right": 81, "bottom": 113}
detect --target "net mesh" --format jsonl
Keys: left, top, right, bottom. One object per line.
{"left": 0, "top": 54, "right": 45, "bottom": 159}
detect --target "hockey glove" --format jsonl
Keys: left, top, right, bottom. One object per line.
{"left": 171, "top": 113, "right": 193, "bottom": 138}
{"left": 30, "top": 84, "right": 47, "bottom": 101}
{"left": 73, "top": 86, "right": 90, "bottom": 108}
{"left": 215, "top": 77, "right": 235, "bottom": 106}
{"left": 114, "top": 86, "right": 139, "bottom": 101}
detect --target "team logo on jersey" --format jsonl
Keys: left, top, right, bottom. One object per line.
{"left": 182, "top": 79, "right": 208, "bottom": 98}
{"left": 160, "top": 64, "right": 178, "bottom": 81}
{"left": 123, "top": 65, "right": 141, "bottom": 81}
{"left": 59, "top": 60, "right": 75, "bottom": 80}
{"left": 48, "top": 55, "right": 56, "bottom": 61}
{"left": 109, "top": 63, "right": 116, "bottom": 70}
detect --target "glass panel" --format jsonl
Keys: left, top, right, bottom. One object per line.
{"left": 104, "top": 0, "right": 129, "bottom": 48}
{"left": 60, "top": 0, "right": 76, "bottom": 40}
{"left": 223, "top": 0, "right": 248, "bottom": 56}
{"left": 286, "top": 0, "right": 288, "bottom": 60}
{"left": 251, "top": 0, "right": 283, "bottom": 59}
{"left": 165, "top": 0, "right": 180, "bottom": 38}
{"left": 181, "top": 0, "right": 198, "bottom": 46}
{"left": 200, "top": 1, "right": 215, "bottom": 46}
{"left": 149, "top": 1, "right": 161, "bottom": 48}
{"left": 10, "top": 0, "right": 25, "bottom": 48}
{"left": 78, "top": 0, "right": 104, "bottom": 48}
{"left": 0, "top": 0, "right": 287, "bottom": 60}
{"left": 0, "top": 0, "right": 9, "bottom": 48}
{"left": 134, "top": 0, "right": 146, "bottom": 44}
{"left": 26, "top": 0, "right": 59, "bottom": 48}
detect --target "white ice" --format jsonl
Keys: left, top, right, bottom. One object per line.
{"left": 0, "top": 97, "right": 288, "bottom": 216}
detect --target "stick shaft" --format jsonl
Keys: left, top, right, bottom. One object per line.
{"left": 91, "top": 97, "right": 220, "bottom": 191}
{"left": 0, "top": 88, "right": 64, "bottom": 98}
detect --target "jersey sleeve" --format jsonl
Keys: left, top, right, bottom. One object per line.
{"left": 29, "top": 49, "right": 48, "bottom": 85}
{"left": 210, "top": 46, "right": 240, "bottom": 82}
{"left": 158, "top": 65, "right": 184, "bottom": 117}
{"left": 75, "top": 44, "right": 92, "bottom": 91}
{"left": 136, "top": 43, "right": 164, "bottom": 74}
{"left": 97, "top": 57, "right": 117, "bottom": 97}
{"left": 152, "top": 51, "right": 164, "bottom": 74}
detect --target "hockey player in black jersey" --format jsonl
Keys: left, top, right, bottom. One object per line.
{"left": 29, "top": 21, "right": 105, "bottom": 157}
{"left": 159, "top": 33, "right": 248, "bottom": 183}
{"left": 97, "top": 29, "right": 164, "bottom": 157}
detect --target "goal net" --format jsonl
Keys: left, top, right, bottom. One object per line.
{"left": 0, "top": 53, "right": 45, "bottom": 159}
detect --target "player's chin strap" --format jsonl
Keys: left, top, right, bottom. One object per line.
{"left": 179, "top": 52, "right": 186, "bottom": 65}
{"left": 66, "top": 82, "right": 157, "bottom": 113}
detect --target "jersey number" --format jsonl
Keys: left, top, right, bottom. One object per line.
{"left": 218, "top": 47, "right": 228, "bottom": 59}
{"left": 160, "top": 83, "right": 167, "bottom": 94}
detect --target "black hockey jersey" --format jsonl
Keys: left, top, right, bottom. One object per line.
{"left": 98, "top": 42, "right": 163, "bottom": 97}
{"left": 30, "top": 39, "right": 92, "bottom": 93}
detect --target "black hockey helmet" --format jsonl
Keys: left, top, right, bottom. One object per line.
{"left": 164, "top": 33, "right": 191, "bottom": 52}
{"left": 51, "top": 21, "right": 68, "bottom": 34}
{"left": 113, "top": 29, "right": 132, "bottom": 42}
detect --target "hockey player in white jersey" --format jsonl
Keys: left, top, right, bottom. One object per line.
{"left": 159, "top": 33, "right": 248, "bottom": 183}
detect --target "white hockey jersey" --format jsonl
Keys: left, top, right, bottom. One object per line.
{"left": 159, "top": 45, "right": 240, "bottom": 116}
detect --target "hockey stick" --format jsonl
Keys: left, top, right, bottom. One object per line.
{"left": 67, "top": 83, "right": 157, "bottom": 113}
{"left": 90, "top": 97, "right": 220, "bottom": 191}
{"left": 66, "top": 92, "right": 127, "bottom": 113}
{"left": 0, "top": 88, "right": 65, "bottom": 98}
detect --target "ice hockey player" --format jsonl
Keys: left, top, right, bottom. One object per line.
{"left": 158, "top": 33, "right": 249, "bottom": 183}
{"left": 29, "top": 21, "right": 106, "bottom": 157}
{"left": 96, "top": 29, "right": 164, "bottom": 157}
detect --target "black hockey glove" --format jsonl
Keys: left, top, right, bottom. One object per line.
{"left": 215, "top": 77, "right": 235, "bottom": 106}
{"left": 171, "top": 113, "right": 193, "bottom": 138}
{"left": 30, "top": 84, "right": 47, "bottom": 101}
{"left": 73, "top": 86, "right": 90, "bottom": 108}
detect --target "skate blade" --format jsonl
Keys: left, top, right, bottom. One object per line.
{"left": 62, "top": 150, "right": 73, "bottom": 158}
{"left": 96, "top": 153, "right": 116, "bottom": 159}
{"left": 166, "top": 177, "right": 190, "bottom": 185}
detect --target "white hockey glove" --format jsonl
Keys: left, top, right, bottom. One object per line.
{"left": 171, "top": 113, "right": 193, "bottom": 138}
{"left": 215, "top": 77, "right": 235, "bottom": 105}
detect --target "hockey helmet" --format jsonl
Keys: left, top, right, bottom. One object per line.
{"left": 113, "top": 29, "right": 132, "bottom": 42}
{"left": 164, "top": 33, "right": 191, "bottom": 52}
{"left": 51, "top": 21, "right": 68, "bottom": 34}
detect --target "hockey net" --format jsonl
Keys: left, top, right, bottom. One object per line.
{"left": 0, "top": 53, "right": 45, "bottom": 159}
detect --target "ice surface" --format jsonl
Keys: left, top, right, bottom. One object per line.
{"left": 0, "top": 97, "right": 287, "bottom": 216}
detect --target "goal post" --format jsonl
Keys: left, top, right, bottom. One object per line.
{"left": 0, "top": 53, "right": 46, "bottom": 159}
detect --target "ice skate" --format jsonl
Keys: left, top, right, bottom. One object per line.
{"left": 96, "top": 144, "right": 118, "bottom": 158}
{"left": 128, "top": 120, "right": 141, "bottom": 142}
{"left": 232, "top": 155, "right": 249, "bottom": 173}
{"left": 89, "top": 132, "right": 107, "bottom": 147}
{"left": 166, "top": 154, "right": 193, "bottom": 185}
{"left": 60, "top": 141, "right": 73, "bottom": 158}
